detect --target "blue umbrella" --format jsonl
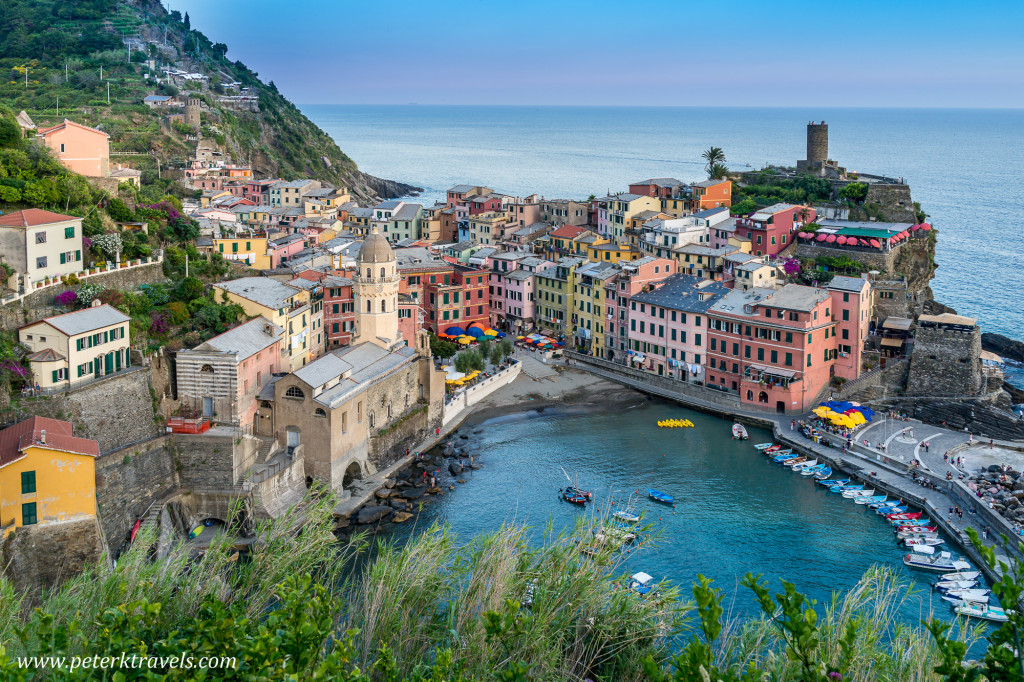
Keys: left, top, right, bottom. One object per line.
{"left": 445, "top": 326, "right": 466, "bottom": 336}
{"left": 466, "top": 327, "right": 485, "bottom": 338}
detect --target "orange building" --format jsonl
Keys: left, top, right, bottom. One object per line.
{"left": 691, "top": 179, "right": 732, "bottom": 211}
{"left": 36, "top": 119, "right": 110, "bottom": 177}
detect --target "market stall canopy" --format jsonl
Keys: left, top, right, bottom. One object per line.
{"left": 880, "top": 338, "right": 904, "bottom": 348}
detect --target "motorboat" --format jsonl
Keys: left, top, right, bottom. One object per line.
{"left": 941, "top": 589, "right": 991, "bottom": 605}
{"left": 886, "top": 512, "right": 923, "bottom": 521}
{"left": 648, "top": 489, "right": 674, "bottom": 505}
{"left": 842, "top": 488, "right": 875, "bottom": 499}
{"left": 903, "top": 545, "right": 971, "bottom": 572}
{"left": 813, "top": 467, "right": 832, "bottom": 480}
{"left": 613, "top": 510, "right": 640, "bottom": 523}
{"left": 903, "top": 537, "right": 945, "bottom": 547}
{"left": 897, "top": 529, "right": 940, "bottom": 540}
{"left": 789, "top": 458, "right": 817, "bottom": 470}
{"left": 801, "top": 464, "right": 827, "bottom": 476}
{"left": 626, "top": 571, "right": 655, "bottom": 595}
{"left": 870, "top": 499, "right": 902, "bottom": 509}
{"left": 732, "top": 423, "right": 749, "bottom": 440}
{"left": 933, "top": 579, "right": 979, "bottom": 591}
{"left": 818, "top": 478, "right": 849, "bottom": 487}
{"left": 954, "top": 603, "right": 1009, "bottom": 622}
{"left": 940, "top": 570, "right": 981, "bottom": 582}
{"left": 772, "top": 451, "right": 797, "bottom": 462}
{"left": 855, "top": 495, "right": 887, "bottom": 505}
{"left": 753, "top": 442, "right": 774, "bottom": 451}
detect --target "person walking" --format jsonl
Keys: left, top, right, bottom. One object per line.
{"left": 943, "top": 452, "right": 949, "bottom": 465}
{"left": 948, "top": 505, "right": 954, "bottom": 522}
{"left": 989, "top": 438, "right": 994, "bottom": 449}
{"left": 983, "top": 524, "right": 989, "bottom": 540}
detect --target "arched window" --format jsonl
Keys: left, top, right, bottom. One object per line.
{"left": 200, "top": 364, "right": 214, "bottom": 373}
{"left": 758, "top": 391, "right": 769, "bottom": 403}
{"left": 314, "top": 408, "right": 327, "bottom": 417}
{"left": 381, "top": 299, "right": 386, "bottom": 313}
{"left": 746, "top": 390, "right": 753, "bottom": 401}
{"left": 285, "top": 386, "right": 305, "bottom": 400}
{"left": 380, "top": 267, "right": 386, "bottom": 278}
{"left": 366, "top": 300, "right": 372, "bottom": 313}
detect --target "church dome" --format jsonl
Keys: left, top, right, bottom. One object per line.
{"left": 357, "top": 226, "right": 395, "bottom": 264}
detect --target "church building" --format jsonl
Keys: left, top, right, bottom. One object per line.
{"left": 256, "top": 227, "right": 446, "bottom": 491}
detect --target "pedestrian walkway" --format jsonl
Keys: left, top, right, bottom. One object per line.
{"left": 516, "top": 352, "right": 558, "bottom": 380}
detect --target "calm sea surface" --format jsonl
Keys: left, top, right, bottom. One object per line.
{"left": 386, "top": 401, "right": 985, "bottom": 642}
{"left": 305, "top": 105, "right": 1024, "bottom": 344}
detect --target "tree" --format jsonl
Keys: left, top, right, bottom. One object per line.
{"left": 183, "top": 11, "right": 191, "bottom": 29}
{"left": 839, "top": 182, "right": 868, "bottom": 202}
{"left": 0, "top": 117, "right": 20, "bottom": 149}
{"left": 180, "top": 276, "right": 204, "bottom": 302}
{"left": 429, "top": 335, "right": 457, "bottom": 360}
{"left": 701, "top": 146, "right": 726, "bottom": 177}
{"left": 708, "top": 163, "right": 730, "bottom": 180}
{"left": 455, "top": 349, "right": 485, "bottom": 373}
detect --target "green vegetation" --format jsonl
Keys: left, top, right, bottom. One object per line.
{"left": 4, "top": 490, "right": 1024, "bottom": 681}
{"left": 731, "top": 171, "right": 834, "bottom": 214}
{"left": 429, "top": 333, "right": 458, "bottom": 360}
{"left": 840, "top": 182, "right": 869, "bottom": 202}
{"left": 455, "top": 348, "right": 485, "bottom": 373}
{"left": 702, "top": 146, "right": 726, "bottom": 179}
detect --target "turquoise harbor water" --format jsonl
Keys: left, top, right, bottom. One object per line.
{"left": 388, "top": 400, "right": 981, "bottom": 637}
{"left": 305, "top": 105, "right": 1024, "bottom": 352}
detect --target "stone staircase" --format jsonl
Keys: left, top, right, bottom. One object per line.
{"left": 254, "top": 435, "right": 278, "bottom": 464}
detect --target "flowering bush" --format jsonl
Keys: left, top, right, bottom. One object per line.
{"left": 1, "top": 360, "right": 29, "bottom": 381}
{"left": 148, "top": 311, "right": 170, "bottom": 337}
{"left": 92, "top": 233, "right": 123, "bottom": 258}
{"left": 782, "top": 257, "right": 802, "bottom": 277}
{"left": 82, "top": 237, "right": 93, "bottom": 249}
{"left": 76, "top": 283, "right": 104, "bottom": 305}
{"left": 54, "top": 290, "right": 78, "bottom": 307}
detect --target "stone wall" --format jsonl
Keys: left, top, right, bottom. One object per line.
{"left": 94, "top": 436, "right": 178, "bottom": 551}
{"left": 0, "top": 368, "right": 160, "bottom": 454}
{"left": 1, "top": 517, "right": 105, "bottom": 605}
{"left": 171, "top": 432, "right": 256, "bottom": 492}
{"left": 794, "top": 243, "right": 896, "bottom": 274}
{"left": 367, "top": 405, "right": 429, "bottom": 472}
{"left": 865, "top": 184, "right": 916, "bottom": 223}
{"left": 905, "top": 325, "right": 982, "bottom": 397}
{"left": 0, "top": 262, "right": 167, "bottom": 330}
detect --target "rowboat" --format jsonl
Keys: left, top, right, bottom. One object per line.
{"left": 648, "top": 489, "right": 674, "bottom": 505}
{"left": 892, "top": 518, "right": 932, "bottom": 528}
{"left": 903, "top": 537, "right": 945, "bottom": 547}
{"left": 886, "top": 512, "right": 922, "bottom": 521}
{"left": 934, "top": 579, "right": 979, "bottom": 591}
{"left": 613, "top": 510, "right": 641, "bottom": 523}
{"left": 732, "top": 423, "right": 749, "bottom": 440}
{"left": 876, "top": 505, "right": 907, "bottom": 515}
{"left": 627, "top": 571, "right": 655, "bottom": 595}
{"left": 903, "top": 545, "right": 970, "bottom": 572}
{"left": 753, "top": 442, "right": 774, "bottom": 451}
{"left": 855, "top": 495, "right": 887, "bottom": 505}
{"left": 941, "top": 588, "right": 991, "bottom": 605}
{"left": 897, "top": 529, "right": 940, "bottom": 540}
{"left": 842, "top": 488, "right": 875, "bottom": 499}
{"left": 954, "top": 603, "right": 1008, "bottom": 622}
{"left": 772, "top": 453, "right": 798, "bottom": 463}
{"left": 832, "top": 484, "right": 863, "bottom": 493}
{"left": 899, "top": 525, "right": 938, "bottom": 534}
{"left": 790, "top": 459, "right": 818, "bottom": 470}
{"left": 765, "top": 445, "right": 782, "bottom": 454}
{"left": 940, "top": 570, "right": 981, "bottom": 582}
{"left": 782, "top": 457, "right": 807, "bottom": 467}
{"left": 870, "top": 499, "right": 902, "bottom": 509}
{"left": 818, "top": 478, "right": 849, "bottom": 487}
{"left": 562, "top": 488, "right": 587, "bottom": 505}
{"left": 801, "top": 464, "right": 827, "bottom": 476}
{"left": 813, "top": 467, "right": 832, "bottom": 480}
{"left": 570, "top": 487, "right": 593, "bottom": 501}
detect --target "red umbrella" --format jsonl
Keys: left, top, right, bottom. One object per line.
{"left": 816, "top": 233, "right": 827, "bottom": 241}
{"left": 797, "top": 232, "right": 807, "bottom": 239}
{"left": 899, "top": 231, "right": 910, "bottom": 239}
{"left": 869, "top": 238, "right": 881, "bottom": 248}
{"left": 860, "top": 239, "right": 871, "bottom": 246}
{"left": 909, "top": 224, "right": 920, "bottom": 231}
{"left": 825, "top": 235, "right": 837, "bottom": 243}
{"left": 836, "top": 236, "right": 848, "bottom": 245}
{"left": 920, "top": 224, "right": 931, "bottom": 231}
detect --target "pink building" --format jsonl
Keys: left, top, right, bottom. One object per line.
{"left": 827, "top": 276, "right": 872, "bottom": 381}
{"left": 175, "top": 318, "right": 285, "bottom": 426}
{"left": 626, "top": 274, "right": 730, "bottom": 378}
{"left": 507, "top": 198, "right": 541, "bottom": 227}
{"left": 268, "top": 234, "right": 306, "bottom": 268}
{"left": 604, "top": 256, "right": 677, "bottom": 360}
{"left": 490, "top": 256, "right": 554, "bottom": 331}
{"left": 734, "top": 203, "right": 816, "bottom": 257}
{"left": 36, "top": 119, "right": 110, "bottom": 177}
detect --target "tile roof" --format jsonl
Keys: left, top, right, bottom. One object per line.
{"left": 25, "top": 349, "right": 65, "bottom": 362}
{"left": 632, "top": 274, "right": 731, "bottom": 313}
{"left": 32, "top": 304, "right": 130, "bottom": 336}
{"left": 191, "top": 318, "right": 283, "bottom": 358}
{"left": 549, "top": 225, "right": 589, "bottom": 238}
{"left": 0, "top": 209, "right": 79, "bottom": 227}
{"left": 827, "top": 275, "right": 869, "bottom": 293}
{"left": 0, "top": 416, "right": 98, "bottom": 468}
{"left": 311, "top": 343, "right": 418, "bottom": 408}
{"left": 215, "top": 277, "right": 302, "bottom": 310}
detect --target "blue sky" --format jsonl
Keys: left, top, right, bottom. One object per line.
{"left": 170, "top": 0, "right": 1024, "bottom": 107}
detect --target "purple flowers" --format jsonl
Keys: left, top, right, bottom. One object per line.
{"left": 54, "top": 290, "right": 78, "bottom": 307}
{"left": 782, "top": 257, "right": 802, "bottom": 277}
{"left": 2, "top": 361, "right": 29, "bottom": 379}
{"left": 828, "top": 673, "right": 843, "bottom": 680}
{"left": 83, "top": 237, "right": 93, "bottom": 248}
{"left": 149, "top": 311, "right": 170, "bottom": 336}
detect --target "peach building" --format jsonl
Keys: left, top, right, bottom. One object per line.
{"left": 36, "top": 119, "right": 110, "bottom": 177}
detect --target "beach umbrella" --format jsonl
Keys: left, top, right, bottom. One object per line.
{"left": 498, "top": 332, "right": 506, "bottom": 338}
{"left": 910, "top": 224, "right": 920, "bottom": 231}
{"left": 468, "top": 321, "right": 486, "bottom": 329}
{"left": 446, "top": 326, "right": 466, "bottom": 336}
{"left": 860, "top": 239, "right": 871, "bottom": 247}
{"left": 825, "top": 235, "right": 837, "bottom": 243}
{"left": 466, "top": 327, "right": 486, "bottom": 338}
{"left": 920, "top": 224, "right": 931, "bottom": 231}
{"left": 813, "top": 406, "right": 831, "bottom": 418}
{"left": 516, "top": 335, "right": 524, "bottom": 340}
{"left": 870, "top": 239, "right": 881, "bottom": 248}
{"left": 815, "top": 233, "right": 827, "bottom": 242}
{"left": 484, "top": 329, "right": 498, "bottom": 337}
{"left": 458, "top": 337, "right": 472, "bottom": 345}
{"left": 836, "top": 236, "right": 848, "bottom": 245}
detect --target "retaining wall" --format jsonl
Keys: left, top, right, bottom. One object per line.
{"left": 442, "top": 362, "right": 523, "bottom": 427}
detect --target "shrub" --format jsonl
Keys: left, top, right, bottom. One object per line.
{"left": 0, "top": 185, "right": 21, "bottom": 202}
{"left": 75, "top": 283, "right": 103, "bottom": 305}
{"left": 166, "top": 301, "right": 190, "bottom": 325}
{"left": 97, "top": 289, "right": 126, "bottom": 308}
{"left": 179, "top": 276, "right": 204, "bottom": 302}
{"left": 62, "top": 273, "right": 80, "bottom": 287}
{"left": 54, "top": 290, "right": 77, "bottom": 308}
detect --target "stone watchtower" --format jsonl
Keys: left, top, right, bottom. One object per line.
{"left": 806, "top": 121, "right": 828, "bottom": 166}
{"left": 352, "top": 226, "right": 400, "bottom": 349}
{"left": 184, "top": 97, "right": 201, "bottom": 130}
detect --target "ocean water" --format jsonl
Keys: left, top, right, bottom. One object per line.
{"left": 304, "top": 105, "right": 1024, "bottom": 342}
{"left": 386, "top": 402, "right": 984, "bottom": 643}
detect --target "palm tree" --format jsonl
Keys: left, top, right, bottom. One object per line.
{"left": 708, "top": 163, "right": 730, "bottom": 180}
{"left": 702, "top": 146, "right": 726, "bottom": 177}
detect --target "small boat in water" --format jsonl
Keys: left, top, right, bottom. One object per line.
{"left": 832, "top": 484, "right": 863, "bottom": 494}
{"left": 870, "top": 499, "right": 902, "bottom": 509}
{"left": 613, "top": 510, "right": 641, "bottom": 523}
{"left": 772, "top": 452, "right": 796, "bottom": 462}
{"left": 941, "top": 588, "right": 991, "bottom": 605}
{"left": 842, "top": 488, "right": 875, "bottom": 499}
{"left": 627, "top": 571, "right": 655, "bottom": 595}
{"left": 876, "top": 505, "right": 907, "bottom": 515}
{"left": 818, "top": 478, "right": 849, "bottom": 487}
{"left": 648, "top": 488, "right": 674, "bottom": 505}
{"left": 954, "top": 603, "right": 1009, "bottom": 622}
{"left": 782, "top": 456, "right": 807, "bottom": 468}
{"left": 903, "top": 537, "right": 945, "bottom": 547}
{"left": 940, "top": 570, "right": 981, "bottom": 582}
{"left": 897, "top": 529, "right": 940, "bottom": 541}
{"left": 753, "top": 442, "right": 774, "bottom": 451}
{"left": 801, "top": 464, "right": 827, "bottom": 476}
{"left": 886, "top": 511, "right": 922, "bottom": 521}
{"left": 732, "top": 423, "right": 749, "bottom": 440}
{"left": 790, "top": 459, "right": 818, "bottom": 470}
{"left": 562, "top": 487, "right": 587, "bottom": 505}
{"left": 892, "top": 518, "right": 932, "bottom": 528}
{"left": 903, "top": 545, "right": 971, "bottom": 572}
{"left": 765, "top": 445, "right": 782, "bottom": 454}
{"left": 934, "top": 579, "right": 979, "bottom": 591}
{"left": 813, "top": 467, "right": 832, "bottom": 480}
{"left": 855, "top": 495, "right": 887, "bottom": 505}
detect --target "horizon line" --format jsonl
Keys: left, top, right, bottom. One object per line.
{"left": 296, "top": 103, "right": 1024, "bottom": 111}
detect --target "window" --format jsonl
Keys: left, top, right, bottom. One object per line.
{"left": 21, "top": 471, "right": 36, "bottom": 494}
{"left": 785, "top": 332, "right": 793, "bottom": 343}
{"left": 842, "top": 328, "right": 849, "bottom": 340}
{"left": 785, "top": 352, "right": 793, "bottom": 367}
{"left": 757, "top": 347, "right": 764, "bottom": 361}
{"left": 314, "top": 408, "right": 327, "bottom": 417}
{"left": 36, "top": 256, "right": 47, "bottom": 269}
{"left": 807, "top": 353, "right": 812, "bottom": 367}
{"left": 22, "top": 502, "right": 37, "bottom": 526}
{"left": 770, "top": 350, "right": 778, "bottom": 363}
{"left": 64, "top": 226, "right": 75, "bottom": 239}
{"left": 285, "top": 386, "right": 305, "bottom": 400}
{"left": 842, "top": 309, "right": 849, "bottom": 321}
{"left": 381, "top": 300, "right": 386, "bottom": 313}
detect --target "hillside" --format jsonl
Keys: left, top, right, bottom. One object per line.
{"left": 0, "top": 0, "right": 418, "bottom": 201}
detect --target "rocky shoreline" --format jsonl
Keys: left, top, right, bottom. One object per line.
{"left": 336, "top": 369, "right": 647, "bottom": 536}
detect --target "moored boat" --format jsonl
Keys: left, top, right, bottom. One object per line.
{"left": 903, "top": 537, "right": 945, "bottom": 547}
{"left": 753, "top": 442, "right": 774, "bottom": 451}
{"left": 940, "top": 570, "right": 981, "bottom": 582}
{"left": 870, "top": 499, "right": 902, "bottom": 509}
{"left": 562, "top": 488, "right": 587, "bottom": 505}
{"left": 801, "top": 464, "right": 827, "bottom": 476}
{"left": 891, "top": 518, "right": 932, "bottom": 528}
{"left": 782, "top": 456, "right": 807, "bottom": 468}
{"left": 648, "top": 488, "right": 674, "bottom": 505}
{"left": 732, "top": 423, "right": 749, "bottom": 440}
{"left": 933, "top": 579, "right": 979, "bottom": 591}
{"left": 886, "top": 511, "right": 922, "bottom": 521}
{"left": 813, "top": 467, "right": 832, "bottom": 480}
{"left": 903, "top": 545, "right": 970, "bottom": 572}
{"left": 855, "top": 495, "right": 887, "bottom": 505}
{"left": 954, "top": 603, "right": 1009, "bottom": 622}
{"left": 765, "top": 445, "right": 782, "bottom": 454}
{"left": 613, "top": 510, "right": 640, "bottom": 523}
{"left": 791, "top": 459, "right": 818, "bottom": 470}
{"left": 876, "top": 504, "right": 907, "bottom": 515}
{"left": 818, "top": 478, "right": 849, "bottom": 487}
{"left": 627, "top": 571, "right": 655, "bottom": 595}
{"left": 897, "top": 529, "right": 940, "bottom": 540}
{"left": 842, "top": 488, "right": 875, "bottom": 498}
{"left": 941, "top": 588, "right": 991, "bottom": 604}
{"left": 832, "top": 484, "right": 863, "bottom": 493}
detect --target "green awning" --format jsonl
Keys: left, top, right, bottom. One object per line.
{"left": 834, "top": 227, "right": 900, "bottom": 238}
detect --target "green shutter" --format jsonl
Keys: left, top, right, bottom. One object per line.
{"left": 59, "top": 252, "right": 66, "bottom": 264}
{"left": 51, "top": 370, "right": 58, "bottom": 383}
{"left": 22, "top": 502, "right": 37, "bottom": 525}
{"left": 75, "top": 250, "right": 81, "bottom": 261}
{"left": 21, "top": 471, "right": 35, "bottom": 494}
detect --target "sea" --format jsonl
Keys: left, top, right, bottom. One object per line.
{"left": 305, "top": 105, "right": 1024, "bottom": 383}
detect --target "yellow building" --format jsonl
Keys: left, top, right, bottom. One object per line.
{"left": 200, "top": 190, "right": 233, "bottom": 208}
{"left": 213, "top": 277, "right": 312, "bottom": 370}
{"left": 0, "top": 416, "right": 99, "bottom": 537}
{"left": 586, "top": 243, "right": 641, "bottom": 264}
{"left": 19, "top": 304, "right": 132, "bottom": 390}
{"left": 214, "top": 236, "right": 270, "bottom": 269}
{"left": 535, "top": 256, "right": 586, "bottom": 336}
{"left": 570, "top": 260, "right": 620, "bottom": 357}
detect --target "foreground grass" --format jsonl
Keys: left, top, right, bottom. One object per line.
{"left": 0, "top": 489, "right": 1018, "bottom": 681}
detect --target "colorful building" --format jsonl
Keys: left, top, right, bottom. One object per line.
{"left": 827, "top": 276, "right": 873, "bottom": 381}
{"left": 734, "top": 203, "right": 816, "bottom": 257}
{"left": 36, "top": 119, "right": 110, "bottom": 177}
{"left": 214, "top": 235, "right": 271, "bottom": 269}
{"left": 213, "top": 277, "right": 313, "bottom": 370}
{"left": 690, "top": 179, "right": 732, "bottom": 211}
{"left": 0, "top": 209, "right": 85, "bottom": 288}
{"left": 0, "top": 416, "right": 99, "bottom": 537}
{"left": 603, "top": 256, "right": 677, "bottom": 360}
{"left": 570, "top": 260, "right": 620, "bottom": 357}
{"left": 19, "top": 305, "right": 131, "bottom": 390}
{"left": 535, "top": 256, "right": 585, "bottom": 337}
{"left": 628, "top": 178, "right": 686, "bottom": 199}
{"left": 596, "top": 193, "right": 661, "bottom": 241}
{"left": 587, "top": 242, "right": 641, "bottom": 264}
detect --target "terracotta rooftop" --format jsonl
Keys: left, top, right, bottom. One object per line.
{"left": 0, "top": 416, "right": 99, "bottom": 468}
{"left": 0, "top": 209, "right": 79, "bottom": 228}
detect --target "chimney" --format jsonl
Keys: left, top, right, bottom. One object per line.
{"left": 40, "top": 429, "right": 46, "bottom": 444}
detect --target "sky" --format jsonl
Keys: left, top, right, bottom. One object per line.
{"left": 169, "top": 0, "right": 1024, "bottom": 108}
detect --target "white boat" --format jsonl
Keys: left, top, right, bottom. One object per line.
{"left": 753, "top": 442, "right": 774, "bottom": 450}
{"left": 842, "top": 488, "right": 875, "bottom": 499}
{"left": 942, "top": 589, "right": 991, "bottom": 604}
{"left": 897, "top": 529, "right": 940, "bottom": 541}
{"left": 732, "top": 423, "right": 749, "bottom": 440}
{"left": 791, "top": 459, "right": 817, "bottom": 470}
{"left": 613, "top": 510, "right": 640, "bottom": 523}
{"left": 954, "top": 603, "right": 1009, "bottom": 622}
{"left": 940, "top": 570, "right": 981, "bottom": 582}
{"left": 903, "top": 545, "right": 971, "bottom": 572}
{"left": 855, "top": 495, "right": 887, "bottom": 505}
{"left": 903, "top": 537, "right": 945, "bottom": 547}
{"left": 627, "top": 571, "right": 655, "bottom": 595}
{"left": 934, "top": 579, "right": 978, "bottom": 591}
{"left": 801, "top": 464, "right": 826, "bottom": 476}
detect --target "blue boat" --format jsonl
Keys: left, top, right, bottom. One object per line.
{"left": 772, "top": 452, "right": 797, "bottom": 462}
{"left": 813, "top": 467, "right": 832, "bottom": 480}
{"left": 869, "top": 500, "right": 900, "bottom": 509}
{"left": 648, "top": 488, "right": 674, "bottom": 505}
{"left": 753, "top": 442, "right": 775, "bottom": 451}
{"left": 818, "top": 478, "right": 849, "bottom": 487}
{"left": 877, "top": 505, "right": 908, "bottom": 515}
{"left": 831, "top": 484, "right": 863, "bottom": 493}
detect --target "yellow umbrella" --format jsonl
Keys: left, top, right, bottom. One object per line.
{"left": 812, "top": 406, "right": 831, "bottom": 418}
{"left": 846, "top": 411, "right": 866, "bottom": 425}
{"left": 458, "top": 337, "right": 472, "bottom": 345}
